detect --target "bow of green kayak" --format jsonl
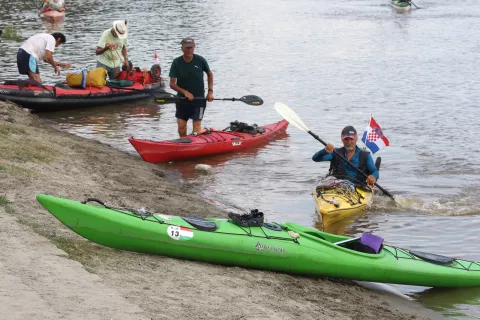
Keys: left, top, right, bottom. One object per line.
{"left": 36, "top": 194, "right": 480, "bottom": 288}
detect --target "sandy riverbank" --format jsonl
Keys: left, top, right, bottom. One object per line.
{"left": 0, "top": 101, "right": 439, "bottom": 320}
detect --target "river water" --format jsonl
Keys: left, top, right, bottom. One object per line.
{"left": 1, "top": 0, "right": 480, "bottom": 318}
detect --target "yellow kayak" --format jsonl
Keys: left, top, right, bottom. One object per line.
{"left": 313, "top": 177, "right": 373, "bottom": 227}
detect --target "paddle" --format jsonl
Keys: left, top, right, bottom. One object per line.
{"left": 154, "top": 93, "right": 263, "bottom": 106}
{"left": 410, "top": 1, "right": 421, "bottom": 9}
{"left": 274, "top": 102, "right": 395, "bottom": 201}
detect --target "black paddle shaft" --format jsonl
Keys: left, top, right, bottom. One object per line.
{"left": 154, "top": 94, "right": 263, "bottom": 106}
{"left": 308, "top": 130, "right": 395, "bottom": 200}
{"left": 410, "top": 1, "right": 420, "bottom": 9}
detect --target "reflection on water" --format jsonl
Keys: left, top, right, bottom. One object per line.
{"left": 414, "top": 287, "right": 480, "bottom": 320}
{"left": 2, "top": 0, "right": 480, "bottom": 318}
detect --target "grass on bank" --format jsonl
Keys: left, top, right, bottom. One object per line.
{"left": 0, "top": 195, "right": 14, "bottom": 214}
{"left": 2, "top": 25, "right": 21, "bottom": 42}
{"left": 0, "top": 137, "right": 56, "bottom": 163}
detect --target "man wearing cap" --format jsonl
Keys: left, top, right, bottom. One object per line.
{"left": 312, "top": 126, "right": 379, "bottom": 185}
{"left": 169, "top": 37, "right": 214, "bottom": 137}
{"left": 95, "top": 20, "right": 129, "bottom": 79}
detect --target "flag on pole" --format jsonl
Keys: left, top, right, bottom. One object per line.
{"left": 361, "top": 116, "right": 389, "bottom": 154}
{"left": 154, "top": 51, "right": 159, "bottom": 65}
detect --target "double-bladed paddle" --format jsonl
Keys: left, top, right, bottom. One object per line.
{"left": 154, "top": 93, "right": 263, "bottom": 106}
{"left": 410, "top": 1, "right": 421, "bottom": 9}
{"left": 274, "top": 102, "right": 395, "bottom": 201}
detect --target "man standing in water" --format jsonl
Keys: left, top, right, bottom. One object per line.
{"left": 95, "top": 20, "right": 129, "bottom": 79}
{"left": 17, "top": 32, "right": 71, "bottom": 83}
{"left": 312, "top": 126, "right": 379, "bottom": 185}
{"left": 169, "top": 37, "right": 214, "bottom": 137}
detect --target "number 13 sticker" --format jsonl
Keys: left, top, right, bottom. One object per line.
{"left": 167, "top": 226, "right": 193, "bottom": 241}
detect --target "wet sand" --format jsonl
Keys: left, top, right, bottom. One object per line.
{"left": 0, "top": 101, "right": 440, "bottom": 319}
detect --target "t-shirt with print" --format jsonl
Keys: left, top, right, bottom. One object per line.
{"left": 169, "top": 54, "right": 210, "bottom": 98}
{"left": 96, "top": 28, "right": 128, "bottom": 68}
{"left": 20, "top": 33, "right": 56, "bottom": 61}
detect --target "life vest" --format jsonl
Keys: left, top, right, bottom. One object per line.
{"left": 329, "top": 147, "right": 371, "bottom": 182}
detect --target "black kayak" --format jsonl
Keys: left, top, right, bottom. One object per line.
{"left": 0, "top": 67, "right": 165, "bottom": 112}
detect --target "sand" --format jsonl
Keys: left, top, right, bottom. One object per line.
{"left": 0, "top": 101, "right": 440, "bottom": 320}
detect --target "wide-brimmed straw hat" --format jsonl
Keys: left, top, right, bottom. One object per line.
{"left": 112, "top": 20, "right": 128, "bottom": 39}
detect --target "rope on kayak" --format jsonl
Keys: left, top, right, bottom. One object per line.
{"left": 383, "top": 246, "right": 480, "bottom": 271}
{"left": 80, "top": 197, "right": 298, "bottom": 242}
{"left": 315, "top": 180, "right": 364, "bottom": 206}
{"left": 81, "top": 197, "right": 165, "bottom": 223}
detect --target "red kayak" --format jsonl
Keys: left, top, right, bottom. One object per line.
{"left": 129, "top": 120, "right": 289, "bottom": 163}
{"left": 39, "top": 8, "right": 66, "bottom": 22}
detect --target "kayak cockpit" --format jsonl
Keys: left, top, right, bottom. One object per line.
{"left": 334, "top": 233, "right": 384, "bottom": 254}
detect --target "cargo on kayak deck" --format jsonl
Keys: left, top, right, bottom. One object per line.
{"left": 0, "top": 65, "right": 165, "bottom": 112}
{"left": 313, "top": 176, "right": 373, "bottom": 227}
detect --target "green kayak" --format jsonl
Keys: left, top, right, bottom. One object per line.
{"left": 36, "top": 194, "right": 480, "bottom": 288}
{"left": 391, "top": 0, "right": 412, "bottom": 11}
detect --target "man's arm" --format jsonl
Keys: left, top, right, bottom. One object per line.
{"left": 206, "top": 70, "right": 213, "bottom": 102}
{"left": 95, "top": 46, "right": 110, "bottom": 55}
{"left": 312, "top": 149, "right": 334, "bottom": 162}
{"left": 44, "top": 50, "right": 59, "bottom": 74}
{"left": 169, "top": 78, "right": 193, "bottom": 100}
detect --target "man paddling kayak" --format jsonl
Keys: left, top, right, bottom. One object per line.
{"left": 16, "top": 32, "right": 71, "bottom": 84}
{"left": 312, "top": 126, "right": 379, "bottom": 186}
{"left": 38, "top": 0, "right": 65, "bottom": 16}
{"left": 169, "top": 37, "right": 214, "bottom": 137}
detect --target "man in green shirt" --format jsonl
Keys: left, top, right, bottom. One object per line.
{"left": 95, "top": 20, "right": 128, "bottom": 79}
{"left": 169, "top": 37, "right": 214, "bottom": 137}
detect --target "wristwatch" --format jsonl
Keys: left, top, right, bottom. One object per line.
{"left": 208, "top": 89, "right": 213, "bottom": 92}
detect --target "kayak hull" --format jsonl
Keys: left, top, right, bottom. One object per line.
{"left": 313, "top": 178, "right": 373, "bottom": 227}
{"left": 40, "top": 10, "right": 66, "bottom": 22}
{"left": 0, "top": 77, "right": 165, "bottom": 112}
{"left": 36, "top": 194, "right": 480, "bottom": 288}
{"left": 129, "top": 120, "right": 289, "bottom": 163}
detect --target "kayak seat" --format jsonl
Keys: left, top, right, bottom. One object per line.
{"left": 169, "top": 138, "right": 193, "bottom": 143}
{"left": 360, "top": 233, "right": 383, "bottom": 253}
{"left": 182, "top": 216, "right": 217, "bottom": 232}
{"left": 409, "top": 250, "right": 454, "bottom": 265}
{"left": 375, "top": 157, "right": 381, "bottom": 170}
{"left": 334, "top": 233, "right": 383, "bottom": 254}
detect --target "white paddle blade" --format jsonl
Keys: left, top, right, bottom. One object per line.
{"left": 274, "top": 102, "right": 310, "bottom": 133}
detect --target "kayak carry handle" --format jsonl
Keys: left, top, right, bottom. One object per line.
{"left": 81, "top": 198, "right": 106, "bottom": 206}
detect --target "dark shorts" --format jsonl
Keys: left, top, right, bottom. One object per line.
{"left": 17, "top": 48, "right": 39, "bottom": 75}
{"left": 175, "top": 99, "right": 207, "bottom": 121}
{"left": 96, "top": 61, "right": 120, "bottom": 80}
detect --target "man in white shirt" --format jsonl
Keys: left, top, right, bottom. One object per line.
{"left": 17, "top": 32, "right": 71, "bottom": 83}
{"left": 95, "top": 20, "right": 129, "bottom": 79}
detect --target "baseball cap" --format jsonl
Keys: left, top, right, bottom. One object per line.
{"left": 181, "top": 37, "right": 195, "bottom": 48}
{"left": 341, "top": 126, "right": 357, "bottom": 139}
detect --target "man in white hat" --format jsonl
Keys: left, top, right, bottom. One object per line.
{"left": 95, "top": 20, "right": 129, "bottom": 79}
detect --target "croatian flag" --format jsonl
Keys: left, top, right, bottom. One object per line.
{"left": 361, "top": 116, "right": 389, "bottom": 154}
